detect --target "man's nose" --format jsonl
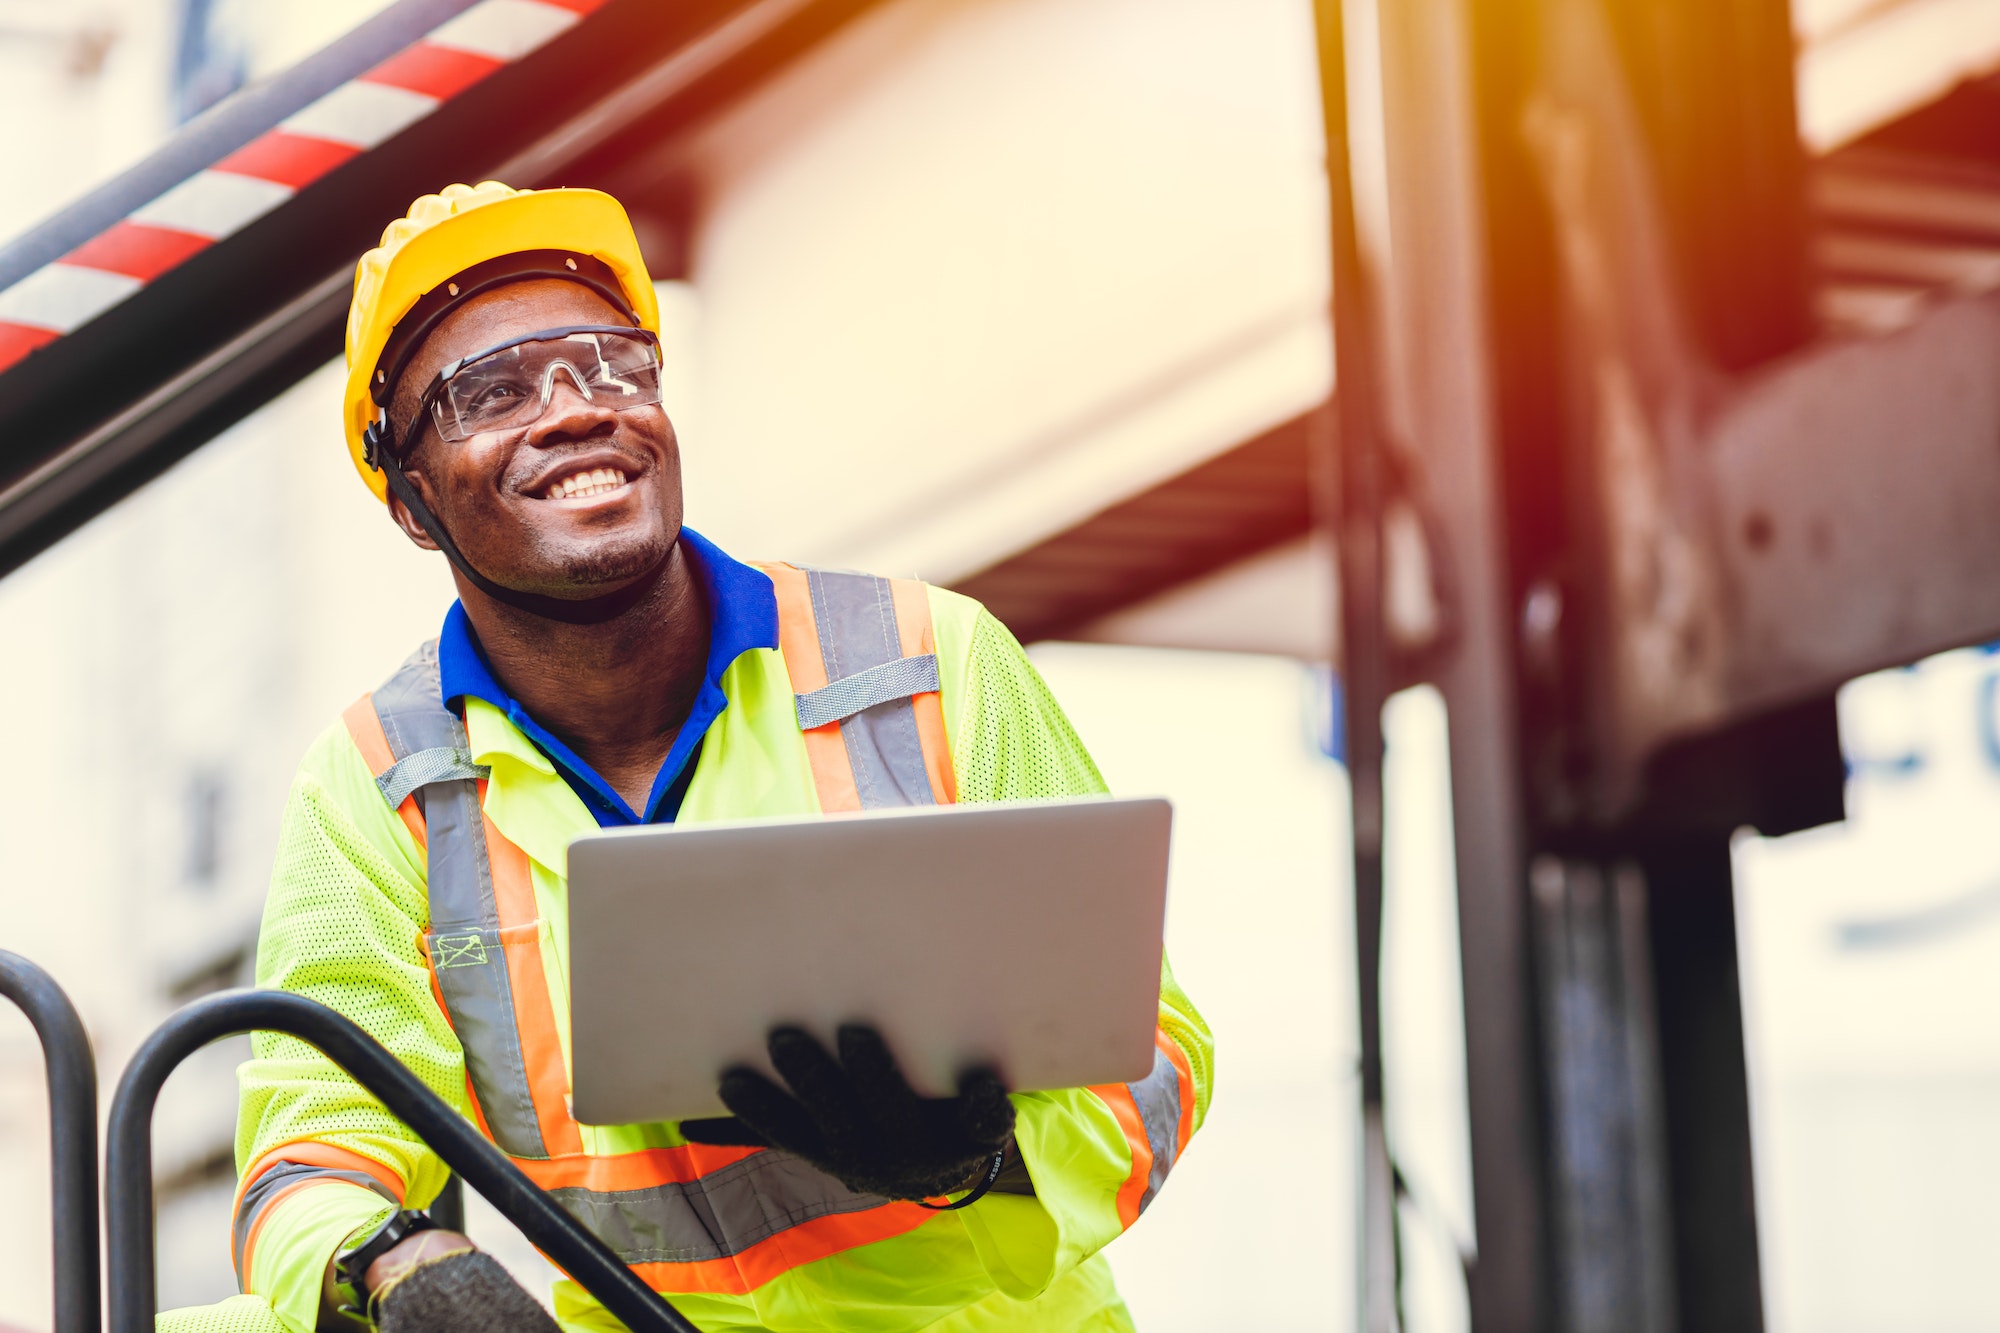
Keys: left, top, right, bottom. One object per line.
{"left": 529, "top": 363, "right": 615, "bottom": 441}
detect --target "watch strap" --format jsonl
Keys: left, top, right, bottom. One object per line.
{"left": 337, "top": 1209, "right": 440, "bottom": 1311}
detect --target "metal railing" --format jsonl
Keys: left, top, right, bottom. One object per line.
{"left": 5, "top": 970, "right": 714, "bottom": 1333}
{"left": 0, "top": 951, "right": 101, "bottom": 1333}
{"left": 107, "top": 988, "right": 702, "bottom": 1333}
{"left": 106, "top": 988, "right": 701, "bottom": 1333}
{"left": 1, "top": 957, "right": 705, "bottom": 1333}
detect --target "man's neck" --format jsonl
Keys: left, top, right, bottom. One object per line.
{"left": 460, "top": 539, "right": 712, "bottom": 814}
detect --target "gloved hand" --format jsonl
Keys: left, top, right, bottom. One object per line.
{"left": 372, "top": 1250, "right": 561, "bottom": 1333}
{"left": 678, "top": 1024, "right": 1014, "bottom": 1201}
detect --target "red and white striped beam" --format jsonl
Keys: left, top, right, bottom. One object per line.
{"left": 0, "top": 0, "right": 607, "bottom": 376}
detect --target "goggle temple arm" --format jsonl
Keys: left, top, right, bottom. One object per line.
{"left": 377, "top": 452, "right": 525, "bottom": 608}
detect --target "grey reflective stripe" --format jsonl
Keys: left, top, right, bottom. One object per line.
{"left": 1126, "top": 1047, "right": 1184, "bottom": 1215}
{"left": 549, "top": 1151, "right": 884, "bottom": 1265}
{"left": 804, "top": 568, "right": 936, "bottom": 808}
{"left": 232, "top": 1160, "right": 397, "bottom": 1285}
{"left": 373, "top": 641, "right": 549, "bottom": 1161}
{"left": 794, "top": 654, "right": 941, "bottom": 730}
{"left": 378, "top": 746, "right": 491, "bottom": 809}
{"left": 372, "top": 642, "right": 465, "bottom": 790}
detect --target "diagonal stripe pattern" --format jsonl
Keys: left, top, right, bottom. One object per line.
{"left": 0, "top": 0, "right": 607, "bottom": 375}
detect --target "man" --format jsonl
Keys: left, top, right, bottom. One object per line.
{"left": 231, "top": 182, "right": 1211, "bottom": 1333}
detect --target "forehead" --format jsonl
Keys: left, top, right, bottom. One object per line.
{"left": 412, "top": 277, "right": 631, "bottom": 379}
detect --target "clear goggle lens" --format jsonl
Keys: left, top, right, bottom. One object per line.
{"left": 429, "top": 330, "right": 663, "bottom": 442}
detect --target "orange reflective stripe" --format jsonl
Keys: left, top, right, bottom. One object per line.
{"left": 342, "top": 694, "right": 427, "bottom": 849}
{"left": 512, "top": 1143, "right": 761, "bottom": 1192}
{"left": 889, "top": 578, "right": 958, "bottom": 805}
{"left": 1090, "top": 1082, "right": 1154, "bottom": 1230}
{"left": 761, "top": 561, "right": 862, "bottom": 813}
{"left": 342, "top": 694, "right": 394, "bottom": 776}
{"left": 238, "top": 1177, "right": 347, "bottom": 1283}
{"left": 626, "top": 1204, "right": 934, "bottom": 1296}
{"left": 484, "top": 811, "right": 585, "bottom": 1157}
{"left": 234, "top": 1142, "right": 406, "bottom": 1285}
{"left": 801, "top": 724, "right": 861, "bottom": 812}
{"left": 234, "top": 1139, "right": 407, "bottom": 1277}
{"left": 237, "top": 1140, "right": 407, "bottom": 1215}
{"left": 1093, "top": 1030, "right": 1192, "bottom": 1225}
{"left": 762, "top": 563, "right": 827, "bottom": 693}
{"left": 510, "top": 1142, "right": 932, "bottom": 1294}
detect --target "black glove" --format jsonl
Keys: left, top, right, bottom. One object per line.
{"left": 678, "top": 1024, "right": 1014, "bottom": 1202}
{"left": 372, "top": 1251, "right": 561, "bottom": 1333}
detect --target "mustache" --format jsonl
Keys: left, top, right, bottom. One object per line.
{"left": 508, "top": 438, "right": 655, "bottom": 492}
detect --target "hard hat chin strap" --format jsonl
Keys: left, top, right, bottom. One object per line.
{"left": 380, "top": 457, "right": 669, "bottom": 626}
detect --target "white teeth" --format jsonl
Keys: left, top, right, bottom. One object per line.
{"left": 546, "top": 467, "right": 629, "bottom": 500}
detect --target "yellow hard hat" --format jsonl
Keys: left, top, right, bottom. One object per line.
{"left": 342, "top": 181, "right": 661, "bottom": 501}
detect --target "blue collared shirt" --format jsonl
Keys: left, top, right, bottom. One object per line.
{"left": 436, "top": 528, "right": 779, "bottom": 826}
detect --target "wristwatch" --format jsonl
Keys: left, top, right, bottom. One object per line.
{"left": 335, "top": 1209, "right": 439, "bottom": 1317}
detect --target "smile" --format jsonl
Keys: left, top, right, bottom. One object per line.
{"left": 542, "top": 466, "right": 630, "bottom": 501}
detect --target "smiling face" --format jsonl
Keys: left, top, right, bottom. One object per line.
{"left": 386, "top": 277, "right": 682, "bottom": 600}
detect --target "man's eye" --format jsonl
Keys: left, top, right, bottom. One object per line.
{"left": 467, "top": 382, "right": 527, "bottom": 412}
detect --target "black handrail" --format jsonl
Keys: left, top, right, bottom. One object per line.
{"left": 0, "top": 951, "right": 101, "bottom": 1333}
{"left": 431, "top": 1173, "right": 467, "bottom": 1232}
{"left": 107, "top": 989, "right": 699, "bottom": 1333}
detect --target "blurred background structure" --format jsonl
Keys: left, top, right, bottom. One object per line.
{"left": 0, "top": 1, "right": 1995, "bottom": 1331}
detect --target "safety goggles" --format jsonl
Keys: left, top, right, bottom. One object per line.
{"left": 409, "top": 324, "right": 663, "bottom": 446}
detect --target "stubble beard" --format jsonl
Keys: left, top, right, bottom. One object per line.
{"left": 522, "top": 522, "right": 675, "bottom": 599}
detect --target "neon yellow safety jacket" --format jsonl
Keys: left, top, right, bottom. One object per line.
{"left": 231, "top": 557, "right": 1212, "bottom": 1333}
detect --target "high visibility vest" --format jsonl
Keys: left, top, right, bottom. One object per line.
{"left": 332, "top": 564, "right": 966, "bottom": 1294}
{"left": 230, "top": 562, "right": 1206, "bottom": 1331}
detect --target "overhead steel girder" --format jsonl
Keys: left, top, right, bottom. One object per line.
{"left": 950, "top": 410, "right": 1319, "bottom": 645}
{"left": 1704, "top": 294, "right": 2000, "bottom": 705}
{"left": 1513, "top": 0, "right": 2000, "bottom": 813}
{"left": 0, "top": 0, "right": 883, "bottom": 579}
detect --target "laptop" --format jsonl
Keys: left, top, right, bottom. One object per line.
{"left": 566, "top": 797, "right": 1172, "bottom": 1124}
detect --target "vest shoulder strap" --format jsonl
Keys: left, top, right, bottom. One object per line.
{"left": 757, "top": 562, "right": 958, "bottom": 812}
{"left": 366, "top": 640, "right": 490, "bottom": 806}
{"left": 340, "top": 640, "right": 559, "bottom": 1161}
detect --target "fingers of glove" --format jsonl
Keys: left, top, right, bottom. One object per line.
{"left": 836, "top": 1024, "right": 932, "bottom": 1147}
{"left": 768, "top": 1026, "right": 864, "bottom": 1144}
{"left": 890, "top": 1155, "right": 992, "bottom": 1202}
{"left": 676, "top": 1115, "right": 769, "bottom": 1148}
{"left": 953, "top": 1066, "right": 1017, "bottom": 1147}
{"left": 375, "top": 1252, "right": 558, "bottom": 1333}
{"left": 717, "top": 1064, "right": 828, "bottom": 1160}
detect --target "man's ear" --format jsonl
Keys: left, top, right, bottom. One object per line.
{"left": 385, "top": 466, "right": 443, "bottom": 552}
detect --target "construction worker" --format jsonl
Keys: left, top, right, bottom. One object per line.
{"left": 227, "top": 182, "right": 1212, "bottom": 1333}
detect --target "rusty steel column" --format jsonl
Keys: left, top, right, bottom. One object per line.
{"left": 1310, "top": 1, "right": 1400, "bottom": 1327}
{"left": 1368, "top": 0, "right": 1547, "bottom": 1326}
{"left": 1359, "top": 0, "right": 1832, "bottom": 1328}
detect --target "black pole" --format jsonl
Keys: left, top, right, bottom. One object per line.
{"left": 0, "top": 951, "right": 102, "bottom": 1333}
{"left": 430, "top": 1174, "right": 467, "bottom": 1233}
{"left": 106, "top": 989, "right": 699, "bottom": 1333}
{"left": 1310, "top": 1, "right": 1399, "bottom": 1329}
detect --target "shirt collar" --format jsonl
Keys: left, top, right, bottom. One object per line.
{"left": 436, "top": 527, "right": 778, "bottom": 824}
